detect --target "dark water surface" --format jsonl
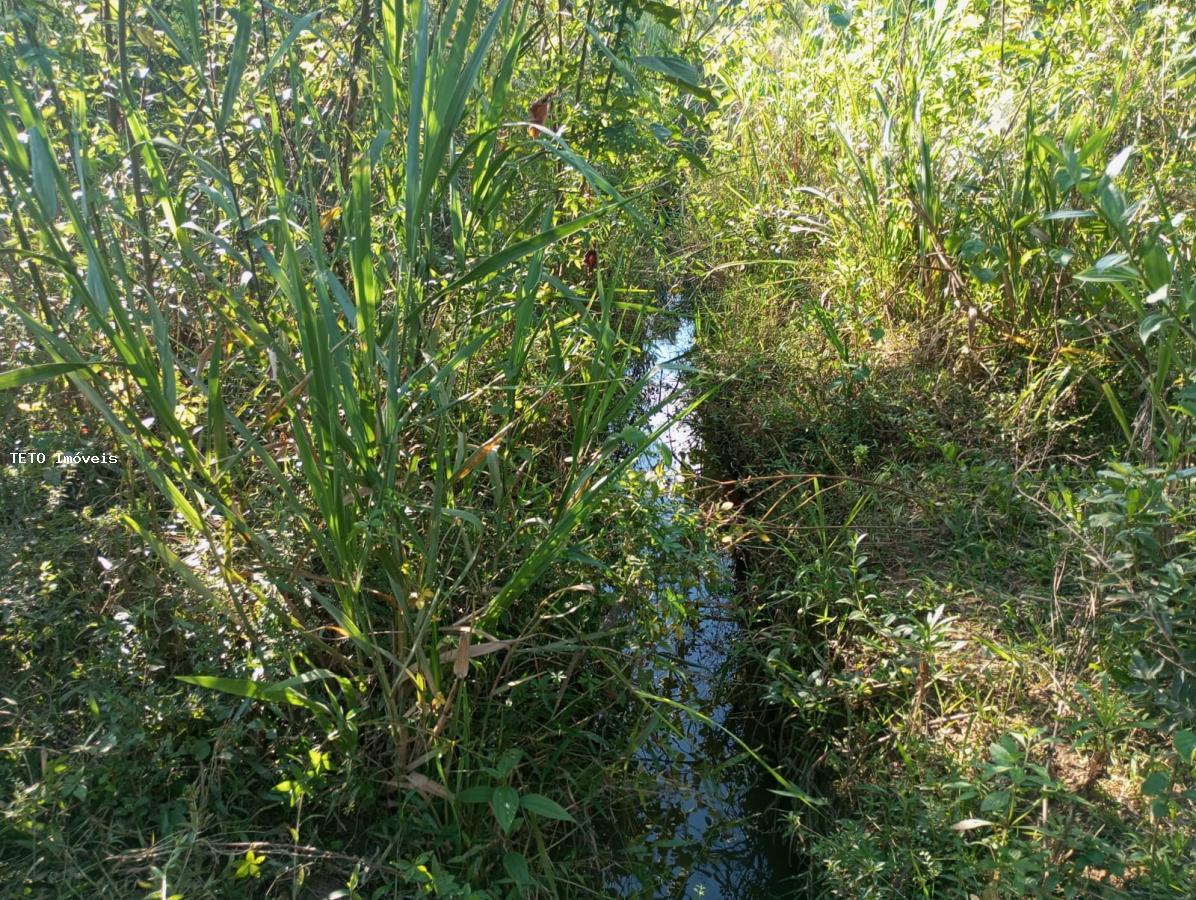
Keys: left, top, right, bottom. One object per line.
{"left": 610, "top": 311, "right": 799, "bottom": 898}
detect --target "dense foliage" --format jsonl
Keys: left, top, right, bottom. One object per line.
{"left": 1, "top": 0, "right": 720, "bottom": 895}
{"left": 3, "top": 0, "right": 1196, "bottom": 897}
{"left": 690, "top": 0, "right": 1196, "bottom": 895}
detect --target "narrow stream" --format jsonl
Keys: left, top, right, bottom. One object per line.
{"left": 610, "top": 308, "right": 797, "bottom": 897}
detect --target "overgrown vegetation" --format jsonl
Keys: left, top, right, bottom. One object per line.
{"left": 3, "top": 0, "right": 1196, "bottom": 897}
{"left": 690, "top": 0, "right": 1196, "bottom": 895}
{"left": 0, "top": 0, "right": 724, "bottom": 894}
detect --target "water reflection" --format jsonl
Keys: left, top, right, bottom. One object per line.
{"left": 608, "top": 310, "right": 798, "bottom": 898}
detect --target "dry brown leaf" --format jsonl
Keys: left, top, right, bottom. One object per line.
{"left": 438, "top": 638, "right": 511, "bottom": 666}
{"left": 404, "top": 773, "right": 453, "bottom": 801}
{"left": 452, "top": 630, "right": 471, "bottom": 679}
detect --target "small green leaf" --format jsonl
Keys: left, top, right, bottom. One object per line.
{"left": 493, "top": 748, "right": 522, "bottom": 779}
{"left": 1049, "top": 247, "right": 1074, "bottom": 267}
{"left": 1142, "top": 771, "right": 1170, "bottom": 797}
{"left": 1175, "top": 729, "right": 1196, "bottom": 764}
{"left": 234, "top": 848, "right": 265, "bottom": 879}
{"left": 491, "top": 786, "right": 519, "bottom": 834}
{"left": 632, "top": 55, "right": 714, "bottom": 102}
{"left": 502, "top": 851, "right": 535, "bottom": 886}
{"left": 980, "top": 789, "right": 1010, "bottom": 813}
{"left": 520, "top": 792, "right": 574, "bottom": 821}
{"left": 989, "top": 740, "right": 1016, "bottom": 766}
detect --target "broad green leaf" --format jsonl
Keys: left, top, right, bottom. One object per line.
{"left": 1141, "top": 244, "right": 1172, "bottom": 291}
{"left": 502, "top": 851, "right": 535, "bottom": 886}
{"left": 176, "top": 670, "right": 340, "bottom": 712}
{"left": 403, "top": 0, "right": 428, "bottom": 259}
{"left": 1140, "top": 312, "right": 1170, "bottom": 344}
{"left": 633, "top": 54, "right": 699, "bottom": 85}
{"left": 989, "top": 740, "right": 1016, "bottom": 765}
{"left": 440, "top": 203, "right": 623, "bottom": 296}
{"left": 491, "top": 786, "right": 519, "bottom": 834}
{"left": 520, "top": 793, "right": 574, "bottom": 821}
{"left": 491, "top": 748, "right": 522, "bottom": 779}
{"left": 456, "top": 785, "right": 494, "bottom": 804}
{"left": 633, "top": 55, "right": 714, "bottom": 102}
{"left": 828, "top": 5, "right": 852, "bottom": 28}
{"left": 580, "top": 20, "right": 639, "bottom": 91}
{"left": 347, "top": 153, "right": 378, "bottom": 346}
{"left": 1076, "top": 262, "right": 1140, "bottom": 284}
{"left": 980, "top": 789, "right": 1010, "bottom": 813}
{"left": 206, "top": 333, "right": 228, "bottom": 468}
{"left": 123, "top": 514, "right": 220, "bottom": 603}
{"left": 534, "top": 136, "right": 646, "bottom": 228}
{"left": 1105, "top": 145, "right": 1135, "bottom": 178}
{"left": 176, "top": 674, "right": 302, "bottom": 705}
{"left": 1101, "top": 382, "right": 1134, "bottom": 447}
{"left": 1142, "top": 771, "right": 1170, "bottom": 797}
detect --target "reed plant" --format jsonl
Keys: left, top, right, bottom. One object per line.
{"left": 1, "top": 0, "right": 721, "bottom": 891}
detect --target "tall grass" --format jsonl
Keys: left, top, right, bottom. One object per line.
{"left": 684, "top": 1, "right": 1196, "bottom": 894}
{"left": 693, "top": 1, "right": 1196, "bottom": 471}
{"left": 0, "top": 0, "right": 715, "bottom": 888}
